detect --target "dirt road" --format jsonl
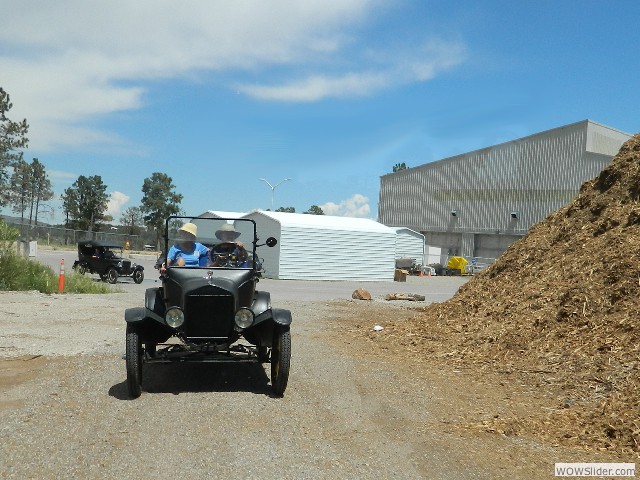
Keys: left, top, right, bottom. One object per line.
{"left": 0, "top": 286, "right": 621, "bottom": 479}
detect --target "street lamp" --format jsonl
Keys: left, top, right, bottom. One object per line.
{"left": 259, "top": 177, "right": 291, "bottom": 211}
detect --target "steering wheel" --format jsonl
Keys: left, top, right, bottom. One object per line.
{"left": 210, "top": 250, "right": 237, "bottom": 267}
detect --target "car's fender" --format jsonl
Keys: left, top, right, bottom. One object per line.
{"left": 125, "top": 288, "right": 166, "bottom": 324}
{"left": 271, "top": 307, "right": 292, "bottom": 327}
{"left": 145, "top": 287, "right": 166, "bottom": 317}
{"left": 124, "top": 306, "right": 148, "bottom": 323}
{"left": 251, "top": 290, "right": 271, "bottom": 317}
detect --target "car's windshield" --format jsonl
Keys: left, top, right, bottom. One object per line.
{"left": 165, "top": 217, "right": 256, "bottom": 269}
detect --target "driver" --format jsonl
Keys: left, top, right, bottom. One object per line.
{"left": 210, "top": 223, "right": 249, "bottom": 267}
{"left": 160, "top": 222, "right": 208, "bottom": 273}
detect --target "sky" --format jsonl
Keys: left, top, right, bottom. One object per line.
{"left": 1, "top": 0, "right": 639, "bottom": 224}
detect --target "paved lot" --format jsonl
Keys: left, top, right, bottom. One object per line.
{"left": 35, "top": 248, "right": 469, "bottom": 302}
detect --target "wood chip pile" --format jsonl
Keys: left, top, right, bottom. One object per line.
{"left": 384, "top": 134, "right": 640, "bottom": 455}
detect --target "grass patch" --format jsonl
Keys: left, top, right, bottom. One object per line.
{"left": 64, "top": 271, "right": 120, "bottom": 293}
{"left": 0, "top": 252, "right": 120, "bottom": 294}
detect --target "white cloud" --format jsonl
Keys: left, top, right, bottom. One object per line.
{"left": 238, "top": 40, "right": 466, "bottom": 102}
{"left": 321, "top": 194, "right": 371, "bottom": 218}
{"left": 107, "top": 191, "right": 130, "bottom": 219}
{"left": 0, "top": 1, "right": 466, "bottom": 150}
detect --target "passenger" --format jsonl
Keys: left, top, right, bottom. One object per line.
{"left": 210, "top": 223, "right": 249, "bottom": 267}
{"left": 160, "top": 222, "right": 208, "bottom": 273}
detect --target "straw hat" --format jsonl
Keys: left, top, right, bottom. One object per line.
{"left": 178, "top": 222, "right": 198, "bottom": 239}
{"left": 215, "top": 223, "right": 241, "bottom": 240}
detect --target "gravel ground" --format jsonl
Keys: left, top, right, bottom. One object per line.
{"left": 0, "top": 280, "right": 576, "bottom": 479}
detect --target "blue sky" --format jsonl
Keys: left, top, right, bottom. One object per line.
{"left": 1, "top": 0, "right": 639, "bottom": 223}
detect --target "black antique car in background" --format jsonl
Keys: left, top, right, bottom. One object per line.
{"left": 72, "top": 240, "right": 144, "bottom": 284}
{"left": 123, "top": 216, "right": 292, "bottom": 398}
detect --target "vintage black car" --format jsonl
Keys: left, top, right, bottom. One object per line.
{"left": 73, "top": 240, "right": 144, "bottom": 284}
{"left": 123, "top": 216, "right": 292, "bottom": 398}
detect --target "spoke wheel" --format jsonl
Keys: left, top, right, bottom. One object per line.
{"left": 125, "top": 324, "right": 143, "bottom": 398}
{"left": 107, "top": 268, "right": 118, "bottom": 284}
{"left": 133, "top": 269, "right": 144, "bottom": 284}
{"left": 271, "top": 327, "right": 291, "bottom": 397}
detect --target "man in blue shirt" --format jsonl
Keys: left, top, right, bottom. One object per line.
{"left": 210, "top": 223, "right": 249, "bottom": 267}
{"left": 161, "top": 222, "right": 208, "bottom": 271}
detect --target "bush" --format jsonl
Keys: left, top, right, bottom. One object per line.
{"left": 0, "top": 219, "right": 19, "bottom": 254}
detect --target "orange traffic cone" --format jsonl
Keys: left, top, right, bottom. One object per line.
{"left": 58, "top": 259, "right": 65, "bottom": 293}
{"left": 419, "top": 270, "right": 423, "bottom": 277}
{"left": 427, "top": 269, "right": 431, "bottom": 278}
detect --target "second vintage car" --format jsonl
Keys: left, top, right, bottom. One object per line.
{"left": 73, "top": 240, "right": 144, "bottom": 284}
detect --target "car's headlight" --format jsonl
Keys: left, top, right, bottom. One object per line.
{"left": 234, "top": 308, "right": 254, "bottom": 329}
{"left": 165, "top": 307, "right": 184, "bottom": 328}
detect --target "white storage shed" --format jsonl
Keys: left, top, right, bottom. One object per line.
{"left": 393, "top": 227, "right": 425, "bottom": 266}
{"left": 199, "top": 210, "right": 247, "bottom": 219}
{"left": 242, "top": 210, "right": 397, "bottom": 281}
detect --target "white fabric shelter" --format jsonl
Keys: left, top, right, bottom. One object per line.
{"left": 242, "top": 210, "right": 397, "bottom": 281}
{"left": 393, "top": 227, "right": 425, "bottom": 265}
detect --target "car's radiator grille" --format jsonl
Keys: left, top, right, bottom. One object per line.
{"left": 184, "top": 293, "right": 234, "bottom": 339}
{"left": 121, "top": 260, "right": 131, "bottom": 270}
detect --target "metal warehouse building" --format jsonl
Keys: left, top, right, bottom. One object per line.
{"left": 243, "top": 210, "right": 397, "bottom": 281}
{"left": 378, "top": 120, "right": 632, "bottom": 263}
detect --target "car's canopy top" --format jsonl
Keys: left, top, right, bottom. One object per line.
{"left": 77, "top": 239, "right": 123, "bottom": 249}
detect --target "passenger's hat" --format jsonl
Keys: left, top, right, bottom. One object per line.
{"left": 215, "top": 223, "right": 241, "bottom": 240}
{"left": 178, "top": 222, "right": 198, "bottom": 239}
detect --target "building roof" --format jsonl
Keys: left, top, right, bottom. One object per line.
{"left": 198, "top": 210, "right": 247, "bottom": 218}
{"left": 246, "top": 210, "right": 395, "bottom": 233}
{"left": 380, "top": 119, "right": 632, "bottom": 178}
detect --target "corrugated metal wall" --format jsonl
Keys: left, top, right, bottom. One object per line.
{"left": 379, "top": 120, "right": 631, "bottom": 261}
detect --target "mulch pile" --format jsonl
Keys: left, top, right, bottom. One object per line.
{"left": 383, "top": 134, "right": 640, "bottom": 455}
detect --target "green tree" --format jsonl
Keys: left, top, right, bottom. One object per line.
{"left": 392, "top": 162, "right": 408, "bottom": 173}
{"left": 303, "top": 205, "right": 324, "bottom": 215}
{"left": 28, "top": 158, "right": 53, "bottom": 226}
{"left": 0, "top": 88, "right": 29, "bottom": 206}
{"left": 120, "top": 206, "right": 144, "bottom": 235}
{"left": 9, "top": 158, "right": 54, "bottom": 226}
{"left": 275, "top": 206, "right": 295, "bottom": 213}
{"left": 140, "top": 172, "right": 183, "bottom": 246}
{"left": 8, "top": 159, "right": 30, "bottom": 223}
{"left": 61, "top": 186, "right": 78, "bottom": 229}
{"left": 61, "top": 175, "right": 109, "bottom": 232}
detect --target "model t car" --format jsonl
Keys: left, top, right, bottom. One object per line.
{"left": 123, "top": 216, "right": 292, "bottom": 398}
{"left": 72, "top": 240, "right": 144, "bottom": 284}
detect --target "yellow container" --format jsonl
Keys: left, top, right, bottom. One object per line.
{"left": 447, "top": 256, "right": 468, "bottom": 274}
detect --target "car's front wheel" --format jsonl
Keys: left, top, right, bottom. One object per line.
{"left": 271, "top": 327, "right": 291, "bottom": 396}
{"left": 78, "top": 265, "right": 87, "bottom": 275}
{"left": 107, "top": 268, "right": 118, "bottom": 284}
{"left": 125, "top": 324, "right": 143, "bottom": 398}
{"left": 133, "top": 269, "right": 144, "bottom": 284}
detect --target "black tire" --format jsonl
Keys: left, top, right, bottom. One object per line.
{"left": 133, "top": 269, "right": 144, "bottom": 284}
{"left": 271, "top": 327, "right": 291, "bottom": 396}
{"left": 126, "top": 324, "right": 143, "bottom": 398}
{"left": 78, "top": 265, "right": 87, "bottom": 275}
{"left": 107, "top": 268, "right": 118, "bottom": 284}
